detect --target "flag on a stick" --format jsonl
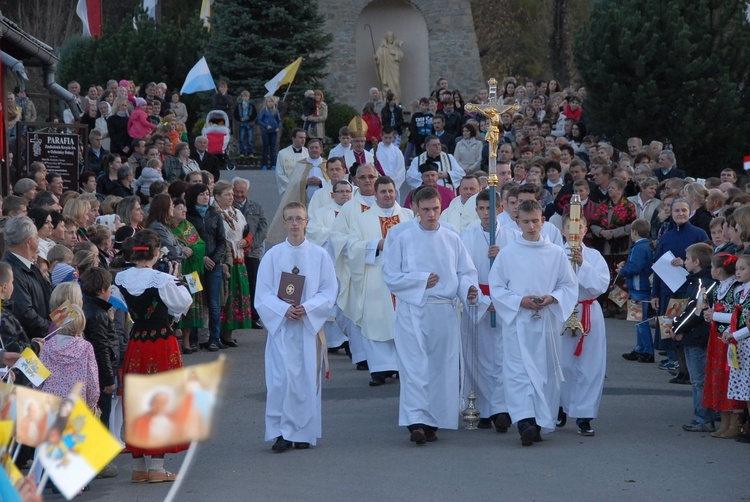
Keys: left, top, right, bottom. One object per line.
{"left": 181, "top": 57, "right": 216, "bottom": 95}
{"left": 264, "top": 58, "right": 302, "bottom": 97}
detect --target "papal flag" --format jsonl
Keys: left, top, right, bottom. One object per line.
{"left": 38, "top": 388, "right": 122, "bottom": 500}
{"left": 264, "top": 58, "right": 303, "bottom": 97}
{"left": 181, "top": 57, "right": 217, "bottom": 95}
{"left": 200, "top": 0, "right": 215, "bottom": 27}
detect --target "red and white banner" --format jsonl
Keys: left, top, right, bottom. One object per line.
{"left": 76, "top": 0, "right": 102, "bottom": 37}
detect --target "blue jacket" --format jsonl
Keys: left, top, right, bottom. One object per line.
{"left": 651, "top": 222, "right": 709, "bottom": 299}
{"left": 619, "top": 238, "right": 652, "bottom": 292}
{"left": 257, "top": 108, "right": 281, "bottom": 133}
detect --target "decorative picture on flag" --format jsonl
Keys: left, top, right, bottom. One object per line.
{"left": 14, "top": 387, "right": 60, "bottom": 447}
{"left": 0, "top": 382, "right": 15, "bottom": 421}
{"left": 49, "top": 300, "right": 80, "bottom": 331}
{"left": 608, "top": 284, "right": 629, "bottom": 307}
{"left": 125, "top": 356, "right": 226, "bottom": 449}
{"left": 626, "top": 300, "right": 643, "bottom": 322}
{"left": 38, "top": 395, "right": 122, "bottom": 500}
{"left": 12, "top": 348, "right": 50, "bottom": 387}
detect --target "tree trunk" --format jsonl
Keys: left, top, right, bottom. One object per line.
{"left": 550, "top": 0, "right": 570, "bottom": 84}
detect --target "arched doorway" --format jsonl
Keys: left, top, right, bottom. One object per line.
{"left": 355, "top": 0, "right": 429, "bottom": 106}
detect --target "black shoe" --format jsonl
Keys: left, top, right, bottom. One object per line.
{"left": 492, "top": 412, "right": 512, "bottom": 433}
{"left": 271, "top": 436, "right": 292, "bottom": 452}
{"left": 356, "top": 361, "right": 369, "bottom": 371}
{"left": 577, "top": 420, "right": 595, "bottom": 436}
{"left": 181, "top": 346, "right": 193, "bottom": 355}
{"left": 208, "top": 343, "right": 220, "bottom": 352}
{"left": 369, "top": 376, "right": 385, "bottom": 387}
{"left": 519, "top": 424, "right": 539, "bottom": 446}
{"left": 556, "top": 407, "right": 567, "bottom": 428}
{"left": 190, "top": 345, "right": 198, "bottom": 352}
{"left": 294, "top": 442, "right": 310, "bottom": 450}
{"left": 410, "top": 428, "right": 426, "bottom": 445}
{"left": 621, "top": 351, "right": 641, "bottom": 361}
{"left": 251, "top": 320, "right": 265, "bottom": 330}
{"left": 424, "top": 429, "right": 438, "bottom": 442}
{"left": 477, "top": 418, "right": 493, "bottom": 429}
{"left": 221, "top": 339, "right": 239, "bottom": 348}
{"left": 344, "top": 341, "right": 351, "bottom": 357}
{"left": 637, "top": 353, "right": 655, "bottom": 363}
{"left": 217, "top": 341, "right": 228, "bottom": 350}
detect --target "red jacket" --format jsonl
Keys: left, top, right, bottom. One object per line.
{"left": 362, "top": 113, "right": 382, "bottom": 143}
{"left": 127, "top": 108, "right": 156, "bottom": 140}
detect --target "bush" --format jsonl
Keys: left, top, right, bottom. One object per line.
{"left": 326, "top": 103, "right": 358, "bottom": 142}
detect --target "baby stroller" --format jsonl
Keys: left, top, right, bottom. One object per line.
{"left": 202, "top": 109, "right": 237, "bottom": 170}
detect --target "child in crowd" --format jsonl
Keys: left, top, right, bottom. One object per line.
{"left": 87, "top": 224, "right": 113, "bottom": 268}
{"left": 135, "top": 158, "right": 165, "bottom": 200}
{"left": 328, "top": 127, "right": 352, "bottom": 159}
{"left": 702, "top": 253, "right": 745, "bottom": 438}
{"left": 40, "top": 303, "right": 100, "bottom": 409}
{"left": 710, "top": 217, "right": 731, "bottom": 253}
{"left": 723, "top": 254, "right": 750, "bottom": 443}
{"left": 47, "top": 244, "right": 74, "bottom": 279}
{"left": 81, "top": 267, "right": 118, "bottom": 427}
{"left": 235, "top": 90, "right": 258, "bottom": 156}
{"left": 618, "top": 219, "right": 654, "bottom": 362}
{"left": 677, "top": 243, "right": 716, "bottom": 432}
{"left": 301, "top": 90, "right": 315, "bottom": 133}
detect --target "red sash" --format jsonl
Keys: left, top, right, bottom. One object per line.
{"left": 574, "top": 299, "right": 596, "bottom": 357}
{"left": 479, "top": 284, "right": 490, "bottom": 296}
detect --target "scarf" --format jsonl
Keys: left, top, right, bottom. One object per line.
{"left": 195, "top": 205, "right": 209, "bottom": 218}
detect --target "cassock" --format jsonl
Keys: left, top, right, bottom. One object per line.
{"left": 559, "top": 243, "right": 609, "bottom": 420}
{"left": 330, "top": 192, "right": 376, "bottom": 365}
{"left": 344, "top": 149, "right": 374, "bottom": 170}
{"left": 382, "top": 222, "right": 478, "bottom": 429}
{"left": 257, "top": 238, "right": 338, "bottom": 445}
{"left": 460, "top": 224, "right": 518, "bottom": 418}
{"left": 275, "top": 145, "right": 308, "bottom": 194}
{"left": 488, "top": 233, "right": 577, "bottom": 432}
{"left": 497, "top": 212, "right": 564, "bottom": 247}
{"left": 406, "top": 152, "right": 465, "bottom": 190}
{"left": 309, "top": 184, "right": 359, "bottom": 222}
{"left": 376, "top": 143, "right": 406, "bottom": 191}
{"left": 348, "top": 203, "right": 413, "bottom": 372}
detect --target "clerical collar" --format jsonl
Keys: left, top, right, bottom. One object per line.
{"left": 428, "top": 156, "right": 441, "bottom": 162}
{"left": 293, "top": 147, "right": 303, "bottom": 154}
{"left": 378, "top": 205, "right": 395, "bottom": 216}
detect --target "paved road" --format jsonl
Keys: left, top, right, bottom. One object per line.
{"left": 45, "top": 172, "right": 748, "bottom": 500}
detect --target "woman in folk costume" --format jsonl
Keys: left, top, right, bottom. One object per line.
{"left": 702, "top": 253, "right": 744, "bottom": 438}
{"left": 721, "top": 254, "right": 750, "bottom": 442}
{"left": 212, "top": 181, "right": 254, "bottom": 344}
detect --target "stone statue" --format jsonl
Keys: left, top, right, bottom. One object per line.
{"left": 374, "top": 32, "right": 403, "bottom": 101}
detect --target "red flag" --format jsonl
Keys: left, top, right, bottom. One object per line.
{"left": 76, "top": 0, "right": 102, "bottom": 37}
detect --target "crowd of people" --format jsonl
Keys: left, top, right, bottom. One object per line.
{"left": 1, "top": 76, "right": 271, "bottom": 495}
{"left": 262, "top": 74, "right": 750, "bottom": 452}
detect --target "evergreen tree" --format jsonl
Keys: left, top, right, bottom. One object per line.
{"left": 204, "top": 0, "right": 332, "bottom": 97}
{"left": 574, "top": 0, "right": 750, "bottom": 177}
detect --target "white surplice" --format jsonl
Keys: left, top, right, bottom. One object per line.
{"left": 559, "top": 243, "right": 609, "bottom": 420}
{"left": 460, "top": 224, "right": 518, "bottom": 417}
{"left": 382, "top": 223, "right": 478, "bottom": 429}
{"left": 459, "top": 193, "right": 481, "bottom": 230}
{"left": 256, "top": 238, "right": 338, "bottom": 445}
{"left": 376, "top": 143, "right": 406, "bottom": 191}
{"left": 497, "top": 212, "right": 564, "bottom": 247}
{"left": 440, "top": 196, "right": 472, "bottom": 232}
{"left": 275, "top": 146, "right": 308, "bottom": 194}
{"left": 348, "top": 203, "right": 413, "bottom": 372}
{"left": 330, "top": 192, "right": 375, "bottom": 364}
{"left": 488, "top": 233, "right": 578, "bottom": 432}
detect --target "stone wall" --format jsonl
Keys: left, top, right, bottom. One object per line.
{"left": 319, "top": 0, "right": 485, "bottom": 107}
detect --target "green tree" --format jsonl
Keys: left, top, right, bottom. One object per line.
{"left": 574, "top": 0, "right": 750, "bottom": 176}
{"left": 204, "top": 0, "right": 332, "bottom": 97}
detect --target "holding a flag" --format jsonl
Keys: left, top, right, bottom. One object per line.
{"left": 264, "top": 57, "right": 303, "bottom": 98}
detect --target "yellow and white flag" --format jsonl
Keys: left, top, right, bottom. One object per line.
{"left": 38, "top": 393, "right": 122, "bottom": 500}
{"left": 12, "top": 348, "right": 50, "bottom": 388}
{"left": 264, "top": 58, "right": 302, "bottom": 97}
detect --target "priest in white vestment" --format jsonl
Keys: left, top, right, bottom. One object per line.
{"left": 406, "top": 136, "right": 465, "bottom": 190}
{"left": 440, "top": 175, "right": 481, "bottom": 231}
{"left": 275, "top": 128, "right": 308, "bottom": 194}
{"left": 308, "top": 158, "right": 356, "bottom": 220}
{"left": 460, "top": 190, "right": 518, "bottom": 432}
{"left": 377, "top": 128, "right": 406, "bottom": 191}
{"left": 382, "top": 187, "right": 479, "bottom": 445}
{"left": 488, "top": 199, "right": 577, "bottom": 446}
{"left": 347, "top": 176, "right": 413, "bottom": 386}
{"left": 257, "top": 202, "right": 338, "bottom": 451}
{"left": 559, "top": 214, "right": 609, "bottom": 437}
{"left": 330, "top": 164, "right": 379, "bottom": 368}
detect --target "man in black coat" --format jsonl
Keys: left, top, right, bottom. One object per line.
{"left": 191, "top": 136, "right": 221, "bottom": 181}
{"left": 2, "top": 215, "right": 52, "bottom": 339}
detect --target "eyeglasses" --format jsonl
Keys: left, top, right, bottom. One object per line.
{"left": 357, "top": 175, "right": 377, "bottom": 180}
{"left": 284, "top": 217, "right": 307, "bottom": 223}
{"left": 334, "top": 190, "right": 352, "bottom": 194}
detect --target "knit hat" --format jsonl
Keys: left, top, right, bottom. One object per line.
{"left": 135, "top": 97, "right": 147, "bottom": 107}
{"left": 51, "top": 263, "right": 78, "bottom": 287}
{"left": 13, "top": 178, "right": 37, "bottom": 195}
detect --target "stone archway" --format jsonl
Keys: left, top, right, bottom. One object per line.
{"left": 354, "top": 0, "right": 429, "bottom": 106}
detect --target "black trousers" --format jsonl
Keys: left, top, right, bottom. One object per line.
{"left": 246, "top": 256, "right": 261, "bottom": 321}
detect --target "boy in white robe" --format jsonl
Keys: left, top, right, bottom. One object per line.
{"left": 256, "top": 202, "right": 338, "bottom": 452}
{"left": 376, "top": 127, "right": 406, "bottom": 191}
{"left": 460, "top": 189, "right": 518, "bottom": 431}
{"left": 488, "top": 199, "right": 577, "bottom": 446}
{"left": 348, "top": 176, "right": 413, "bottom": 386}
{"left": 440, "top": 175, "right": 482, "bottom": 231}
{"left": 559, "top": 214, "right": 609, "bottom": 436}
{"left": 382, "top": 187, "right": 479, "bottom": 445}
{"left": 497, "top": 183, "right": 564, "bottom": 247}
